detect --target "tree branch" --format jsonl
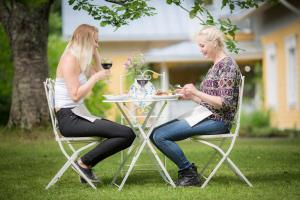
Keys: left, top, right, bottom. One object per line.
{"left": 104, "top": 0, "right": 131, "bottom": 6}
{"left": 177, "top": 4, "right": 205, "bottom": 24}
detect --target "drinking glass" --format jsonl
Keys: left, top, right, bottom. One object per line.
{"left": 101, "top": 58, "right": 112, "bottom": 83}
{"left": 136, "top": 74, "right": 151, "bottom": 96}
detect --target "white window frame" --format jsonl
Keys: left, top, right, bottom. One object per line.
{"left": 265, "top": 43, "right": 278, "bottom": 110}
{"left": 285, "top": 34, "right": 298, "bottom": 110}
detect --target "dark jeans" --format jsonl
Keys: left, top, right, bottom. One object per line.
{"left": 56, "top": 108, "right": 135, "bottom": 167}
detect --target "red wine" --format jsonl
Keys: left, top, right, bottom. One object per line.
{"left": 101, "top": 63, "right": 112, "bottom": 69}
{"left": 137, "top": 79, "right": 148, "bottom": 87}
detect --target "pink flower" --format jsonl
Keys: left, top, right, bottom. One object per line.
{"left": 124, "top": 58, "right": 132, "bottom": 70}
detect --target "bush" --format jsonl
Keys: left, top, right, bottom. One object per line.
{"left": 239, "top": 109, "right": 300, "bottom": 137}
{"left": 239, "top": 109, "right": 270, "bottom": 136}
{"left": 47, "top": 35, "right": 67, "bottom": 78}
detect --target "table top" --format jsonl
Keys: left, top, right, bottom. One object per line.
{"left": 103, "top": 94, "right": 181, "bottom": 103}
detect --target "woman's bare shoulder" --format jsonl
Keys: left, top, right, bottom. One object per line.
{"left": 57, "top": 52, "right": 80, "bottom": 77}
{"left": 60, "top": 52, "right": 77, "bottom": 65}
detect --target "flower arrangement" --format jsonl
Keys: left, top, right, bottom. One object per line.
{"left": 124, "top": 53, "right": 147, "bottom": 76}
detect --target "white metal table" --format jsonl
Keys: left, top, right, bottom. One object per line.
{"left": 103, "top": 97, "right": 178, "bottom": 191}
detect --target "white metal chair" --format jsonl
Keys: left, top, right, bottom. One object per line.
{"left": 43, "top": 78, "right": 103, "bottom": 190}
{"left": 191, "top": 76, "right": 253, "bottom": 188}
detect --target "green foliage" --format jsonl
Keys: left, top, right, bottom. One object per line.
{"left": 47, "top": 35, "right": 67, "bottom": 78}
{"left": 84, "top": 81, "right": 111, "bottom": 117}
{"left": 240, "top": 109, "right": 270, "bottom": 137}
{"left": 49, "top": 12, "right": 62, "bottom": 36}
{"left": 241, "top": 110, "right": 270, "bottom": 129}
{"left": 238, "top": 109, "right": 300, "bottom": 137}
{"left": 49, "top": 0, "right": 62, "bottom": 36}
{"left": 68, "top": 0, "right": 156, "bottom": 29}
{"left": 0, "top": 24, "right": 13, "bottom": 125}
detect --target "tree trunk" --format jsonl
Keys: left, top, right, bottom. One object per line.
{"left": 0, "top": 1, "right": 53, "bottom": 129}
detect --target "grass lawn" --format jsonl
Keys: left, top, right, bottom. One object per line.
{"left": 0, "top": 130, "right": 299, "bottom": 200}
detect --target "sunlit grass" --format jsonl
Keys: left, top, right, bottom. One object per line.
{"left": 0, "top": 130, "right": 299, "bottom": 200}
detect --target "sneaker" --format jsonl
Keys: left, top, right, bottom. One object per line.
{"left": 73, "top": 161, "right": 100, "bottom": 184}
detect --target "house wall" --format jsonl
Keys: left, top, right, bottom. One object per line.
{"left": 261, "top": 20, "right": 300, "bottom": 129}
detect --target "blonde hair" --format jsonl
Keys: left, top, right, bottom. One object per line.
{"left": 64, "top": 24, "right": 98, "bottom": 72}
{"left": 198, "top": 26, "right": 224, "bottom": 49}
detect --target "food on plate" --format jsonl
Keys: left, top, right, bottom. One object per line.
{"left": 155, "top": 90, "right": 174, "bottom": 96}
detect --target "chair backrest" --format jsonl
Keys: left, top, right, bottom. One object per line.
{"left": 231, "top": 75, "right": 245, "bottom": 135}
{"left": 43, "top": 78, "right": 60, "bottom": 139}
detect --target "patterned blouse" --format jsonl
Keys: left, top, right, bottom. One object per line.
{"left": 199, "top": 57, "right": 242, "bottom": 126}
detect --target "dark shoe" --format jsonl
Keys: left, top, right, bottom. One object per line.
{"left": 176, "top": 163, "right": 201, "bottom": 187}
{"left": 73, "top": 161, "right": 100, "bottom": 184}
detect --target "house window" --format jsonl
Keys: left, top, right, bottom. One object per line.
{"left": 285, "top": 34, "right": 298, "bottom": 110}
{"left": 265, "top": 43, "right": 278, "bottom": 110}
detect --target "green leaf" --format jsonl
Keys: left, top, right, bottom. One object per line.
{"left": 229, "top": 3, "right": 235, "bottom": 11}
{"left": 166, "top": 0, "right": 173, "bottom": 4}
{"left": 221, "top": 0, "right": 228, "bottom": 9}
{"left": 68, "top": 0, "right": 75, "bottom": 5}
{"left": 189, "top": 10, "right": 197, "bottom": 19}
{"left": 100, "top": 21, "right": 109, "bottom": 27}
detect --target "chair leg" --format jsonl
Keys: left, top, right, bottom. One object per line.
{"left": 199, "top": 139, "right": 226, "bottom": 176}
{"left": 199, "top": 151, "right": 218, "bottom": 177}
{"left": 201, "top": 155, "right": 227, "bottom": 188}
{"left": 45, "top": 159, "right": 73, "bottom": 189}
{"left": 225, "top": 157, "right": 253, "bottom": 187}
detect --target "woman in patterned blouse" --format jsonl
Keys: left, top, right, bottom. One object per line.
{"left": 150, "top": 26, "right": 242, "bottom": 187}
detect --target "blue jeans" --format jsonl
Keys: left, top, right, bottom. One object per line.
{"left": 150, "top": 119, "right": 229, "bottom": 171}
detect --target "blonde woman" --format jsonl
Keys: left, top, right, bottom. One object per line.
{"left": 55, "top": 24, "right": 135, "bottom": 184}
{"left": 150, "top": 26, "right": 242, "bottom": 187}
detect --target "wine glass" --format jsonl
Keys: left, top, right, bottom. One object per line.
{"left": 136, "top": 74, "right": 151, "bottom": 97}
{"left": 101, "top": 58, "right": 112, "bottom": 83}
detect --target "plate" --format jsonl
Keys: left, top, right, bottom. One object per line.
{"left": 152, "top": 94, "right": 182, "bottom": 100}
{"left": 103, "top": 94, "right": 129, "bottom": 101}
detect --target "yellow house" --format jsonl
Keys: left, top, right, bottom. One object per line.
{"left": 228, "top": 0, "right": 300, "bottom": 129}
{"left": 261, "top": 20, "right": 300, "bottom": 129}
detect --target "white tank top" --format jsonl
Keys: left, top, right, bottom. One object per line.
{"left": 54, "top": 73, "right": 87, "bottom": 108}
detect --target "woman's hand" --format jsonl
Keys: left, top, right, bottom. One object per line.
{"left": 178, "top": 84, "right": 197, "bottom": 100}
{"left": 175, "top": 87, "right": 193, "bottom": 100}
{"left": 183, "top": 84, "right": 197, "bottom": 95}
{"left": 92, "top": 70, "right": 111, "bottom": 81}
